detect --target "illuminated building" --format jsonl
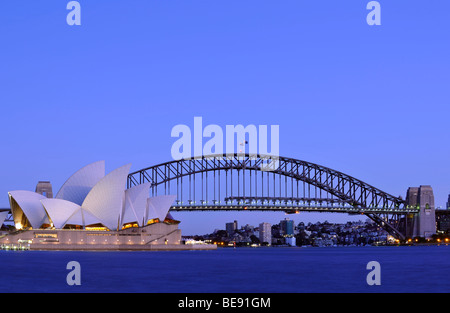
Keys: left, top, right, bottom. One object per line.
{"left": 1, "top": 161, "right": 215, "bottom": 251}
{"left": 259, "top": 222, "right": 271, "bottom": 245}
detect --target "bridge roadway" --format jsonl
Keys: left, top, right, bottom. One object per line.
{"left": 170, "top": 197, "right": 419, "bottom": 215}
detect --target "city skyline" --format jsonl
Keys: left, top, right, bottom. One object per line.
{"left": 0, "top": 1, "right": 449, "bottom": 236}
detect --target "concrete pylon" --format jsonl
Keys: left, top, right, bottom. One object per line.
{"left": 406, "top": 185, "right": 436, "bottom": 239}
{"left": 35, "top": 181, "right": 53, "bottom": 198}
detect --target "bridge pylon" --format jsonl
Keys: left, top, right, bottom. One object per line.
{"left": 405, "top": 185, "right": 436, "bottom": 239}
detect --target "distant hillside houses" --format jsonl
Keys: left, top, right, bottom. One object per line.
{"left": 194, "top": 218, "right": 390, "bottom": 247}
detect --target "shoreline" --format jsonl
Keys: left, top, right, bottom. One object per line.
{"left": 1, "top": 243, "right": 217, "bottom": 251}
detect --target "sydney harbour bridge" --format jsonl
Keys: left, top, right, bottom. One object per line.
{"left": 127, "top": 154, "right": 432, "bottom": 241}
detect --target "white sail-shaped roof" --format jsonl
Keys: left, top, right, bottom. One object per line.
{"left": 82, "top": 163, "right": 132, "bottom": 231}
{"left": 41, "top": 199, "right": 81, "bottom": 229}
{"left": 65, "top": 206, "right": 101, "bottom": 227}
{"left": 147, "top": 195, "right": 176, "bottom": 222}
{"left": 8, "top": 191, "right": 49, "bottom": 229}
{"left": 0, "top": 211, "right": 8, "bottom": 226}
{"left": 122, "top": 183, "right": 151, "bottom": 227}
{"left": 55, "top": 161, "right": 105, "bottom": 206}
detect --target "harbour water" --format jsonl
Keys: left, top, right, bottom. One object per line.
{"left": 1, "top": 245, "right": 449, "bottom": 293}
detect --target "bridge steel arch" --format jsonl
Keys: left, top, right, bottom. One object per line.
{"left": 127, "top": 154, "right": 417, "bottom": 240}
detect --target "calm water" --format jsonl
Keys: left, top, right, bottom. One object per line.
{"left": 0, "top": 245, "right": 449, "bottom": 293}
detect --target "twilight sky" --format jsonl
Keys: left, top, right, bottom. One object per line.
{"left": 0, "top": 1, "right": 448, "bottom": 235}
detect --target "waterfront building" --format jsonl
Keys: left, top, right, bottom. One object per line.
{"left": 226, "top": 220, "right": 238, "bottom": 236}
{"left": 280, "top": 218, "right": 296, "bottom": 246}
{"left": 259, "top": 222, "right": 271, "bottom": 245}
{"left": 1, "top": 161, "right": 215, "bottom": 251}
{"left": 285, "top": 236, "right": 296, "bottom": 246}
{"left": 436, "top": 210, "right": 450, "bottom": 233}
{"left": 280, "top": 218, "right": 294, "bottom": 236}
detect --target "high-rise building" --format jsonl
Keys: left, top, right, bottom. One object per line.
{"left": 447, "top": 194, "right": 450, "bottom": 210}
{"left": 280, "top": 218, "right": 294, "bottom": 236}
{"left": 259, "top": 222, "right": 271, "bottom": 245}
{"left": 226, "top": 220, "right": 238, "bottom": 236}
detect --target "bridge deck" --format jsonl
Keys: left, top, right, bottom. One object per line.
{"left": 170, "top": 204, "right": 418, "bottom": 214}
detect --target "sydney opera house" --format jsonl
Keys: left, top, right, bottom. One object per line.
{"left": 0, "top": 161, "right": 215, "bottom": 251}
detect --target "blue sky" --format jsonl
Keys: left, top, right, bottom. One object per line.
{"left": 0, "top": 1, "right": 449, "bottom": 235}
